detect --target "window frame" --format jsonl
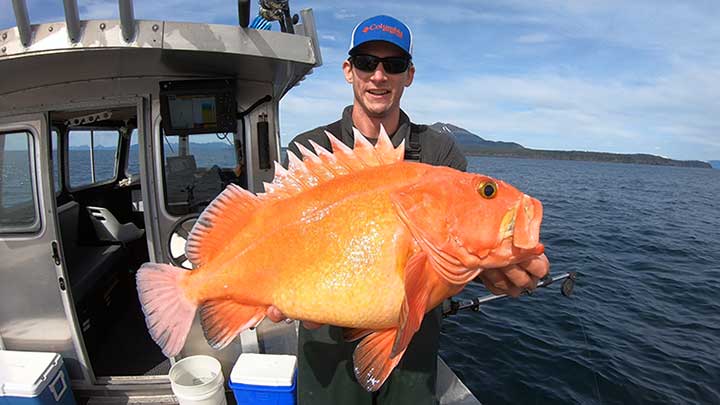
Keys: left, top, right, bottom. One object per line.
{"left": 159, "top": 129, "right": 239, "bottom": 216}
{"left": 66, "top": 128, "right": 122, "bottom": 191}
{"left": 0, "top": 130, "right": 42, "bottom": 235}
{"left": 50, "top": 128, "right": 62, "bottom": 196}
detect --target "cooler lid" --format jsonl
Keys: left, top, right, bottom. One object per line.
{"left": 230, "top": 353, "right": 297, "bottom": 387}
{"left": 0, "top": 351, "right": 63, "bottom": 397}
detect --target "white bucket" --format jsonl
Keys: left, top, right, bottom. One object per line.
{"left": 169, "top": 356, "right": 227, "bottom": 405}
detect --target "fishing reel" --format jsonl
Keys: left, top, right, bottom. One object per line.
{"left": 258, "top": 0, "right": 297, "bottom": 33}
{"left": 442, "top": 272, "right": 577, "bottom": 317}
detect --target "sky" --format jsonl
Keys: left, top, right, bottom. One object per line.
{"left": 1, "top": 0, "right": 719, "bottom": 161}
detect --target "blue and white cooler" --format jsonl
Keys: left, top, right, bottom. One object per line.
{"left": 229, "top": 353, "right": 297, "bottom": 405}
{"left": 0, "top": 351, "right": 76, "bottom": 405}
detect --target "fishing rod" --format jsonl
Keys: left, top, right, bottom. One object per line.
{"left": 442, "top": 272, "right": 577, "bottom": 317}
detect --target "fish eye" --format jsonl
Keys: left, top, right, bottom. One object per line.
{"left": 477, "top": 181, "right": 498, "bottom": 199}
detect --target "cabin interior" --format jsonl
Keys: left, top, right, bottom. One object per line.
{"left": 49, "top": 104, "right": 247, "bottom": 377}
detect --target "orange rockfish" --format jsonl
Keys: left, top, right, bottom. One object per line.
{"left": 136, "top": 128, "right": 544, "bottom": 391}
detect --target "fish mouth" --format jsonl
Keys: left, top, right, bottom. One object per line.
{"left": 500, "top": 194, "right": 544, "bottom": 254}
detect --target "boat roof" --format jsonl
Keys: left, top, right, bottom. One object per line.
{"left": 0, "top": 5, "right": 321, "bottom": 112}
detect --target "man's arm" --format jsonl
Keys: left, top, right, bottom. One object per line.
{"left": 439, "top": 138, "right": 468, "bottom": 172}
{"left": 423, "top": 129, "right": 468, "bottom": 171}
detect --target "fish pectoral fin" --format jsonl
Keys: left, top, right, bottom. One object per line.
{"left": 353, "top": 329, "right": 406, "bottom": 392}
{"left": 344, "top": 328, "right": 373, "bottom": 342}
{"left": 199, "top": 300, "right": 266, "bottom": 350}
{"left": 186, "top": 185, "right": 261, "bottom": 267}
{"left": 392, "top": 252, "right": 431, "bottom": 358}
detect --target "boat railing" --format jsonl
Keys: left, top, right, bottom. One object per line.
{"left": 3, "top": 0, "right": 321, "bottom": 69}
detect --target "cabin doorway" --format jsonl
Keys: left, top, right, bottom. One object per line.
{"left": 51, "top": 105, "right": 168, "bottom": 378}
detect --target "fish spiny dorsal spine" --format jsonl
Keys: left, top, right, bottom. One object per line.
{"left": 259, "top": 126, "right": 405, "bottom": 203}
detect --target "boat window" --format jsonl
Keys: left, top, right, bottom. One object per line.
{"left": 68, "top": 130, "right": 120, "bottom": 189}
{"left": 128, "top": 129, "right": 140, "bottom": 177}
{"left": 51, "top": 129, "right": 60, "bottom": 193}
{"left": 0, "top": 131, "right": 40, "bottom": 233}
{"left": 162, "top": 131, "right": 240, "bottom": 216}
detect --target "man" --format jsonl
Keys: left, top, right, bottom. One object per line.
{"left": 267, "top": 15, "right": 549, "bottom": 404}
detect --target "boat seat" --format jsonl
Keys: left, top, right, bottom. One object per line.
{"left": 86, "top": 206, "right": 145, "bottom": 244}
{"left": 57, "top": 201, "right": 127, "bottom": 303}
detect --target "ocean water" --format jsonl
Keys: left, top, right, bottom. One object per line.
{"left": 439, "top": 157, "right": 720, "bottom": 404}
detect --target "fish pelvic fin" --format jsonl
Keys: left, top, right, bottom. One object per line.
{"left": 353, "top": 329, "right": 406, "bottom": 392}
{"left": 199, "top": 300, "right": 266, "bottom": 350}
{"left": 261, "top": 125, "right": 405, "bottom": 204}
{"left": 136, "top": 263, "right": 197, "bottom": 358}
{"left": 392, "top": 252, "right": 431, "bottom": 358}
{"left": 186, "top": 184, "right": 261, "bottom": 267}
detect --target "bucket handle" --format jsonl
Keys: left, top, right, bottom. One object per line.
{"left": 49, "top": 371, "right": 67, "bottom": 402}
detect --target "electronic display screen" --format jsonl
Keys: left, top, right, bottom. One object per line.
{"left": 167, "top": 95, "right": 217, "bottom": 130}
{"left": 159, "top": 79, "right": 237, "bottom": 135}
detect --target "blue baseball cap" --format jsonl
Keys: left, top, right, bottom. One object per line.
{"left": 348, "top": 15, "right": 413, "bottom": 58}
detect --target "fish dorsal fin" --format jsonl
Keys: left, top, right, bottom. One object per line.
{"left": 259, "top": 126, "right": 405, "bottom": 202}
{"left": 186, "top": 184, "right": 262, "bottom": 267}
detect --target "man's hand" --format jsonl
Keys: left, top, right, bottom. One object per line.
{"left": 265, "top": 306, "right": 323, "bottom": 330}
{"left": 477, "top": 254, "right": 549, "bottom": 297}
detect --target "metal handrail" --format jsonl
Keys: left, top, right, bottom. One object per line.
{"left": 12, "top": 0, "right": 138, "bottom": 45}
{"left": 11, "top": 0, "right": 31, "bottom": 47}
{"left": 62, "top": 0, "right": 81, "bottom": 43}
{"left": 119, "top": 0, "right": 136, "bottom": 42}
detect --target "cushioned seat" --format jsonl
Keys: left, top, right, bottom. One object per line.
{"left": 86, "top": 206, "right": 145, "bottom": 244}
{"left": 57, "top": 201, "right": 128, "bottom": 303}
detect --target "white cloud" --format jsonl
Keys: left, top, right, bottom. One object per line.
{"left": 515, "top": 33, "right": 554, "bottom": 44}
{"left": 333, "top": 9, "right": 356, "bottom": 20}
{"left": 280, "top": 59, "right": 720, "bottom": 159}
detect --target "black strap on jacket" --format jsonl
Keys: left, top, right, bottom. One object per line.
{"left": 405, "top": 123, "right": 423, "bottom": 162}
{"left": 325, "top": 120, "right": 423, "bottom": 162}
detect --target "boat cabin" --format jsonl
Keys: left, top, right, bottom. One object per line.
{"left": 0, "top": 0, "right": 320, "bottom": 396}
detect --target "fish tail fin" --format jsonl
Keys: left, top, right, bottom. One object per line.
{"left": 136, "top": 262, "right": 197, "bottom": 357}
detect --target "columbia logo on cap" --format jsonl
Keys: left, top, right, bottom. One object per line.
{"left": 362, "top": 23, "right": 404, "bottom": 39}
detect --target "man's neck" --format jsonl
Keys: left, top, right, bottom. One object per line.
{"left": 351, "top": 106, "right": 401, "bottom": 139}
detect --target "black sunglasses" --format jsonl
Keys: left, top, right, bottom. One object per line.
{"left": 350, "top": 54, "right": 412, "bottom": 74}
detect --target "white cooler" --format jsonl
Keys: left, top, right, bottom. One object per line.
{"left": 228, "top": 353, "right": 297, "bottom": 405}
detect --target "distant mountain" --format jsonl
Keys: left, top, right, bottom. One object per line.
{"left": 69, "top": 142, "right": 233, "bottom": 153}
{"left": 709, "top": 160, "right": 720, "bottom": 169}
{"left": 69, "top": 145, "right": 117, "bottom": 151}
{"left": 429, "top": 122, "right": 711, "bottom": 169}
{"left": 430, "top": 123, "right": 524, "bottom": 151}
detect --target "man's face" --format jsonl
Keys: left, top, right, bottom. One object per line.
{"left": 343, "top": 41, "right": 415, "bottom": 119}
